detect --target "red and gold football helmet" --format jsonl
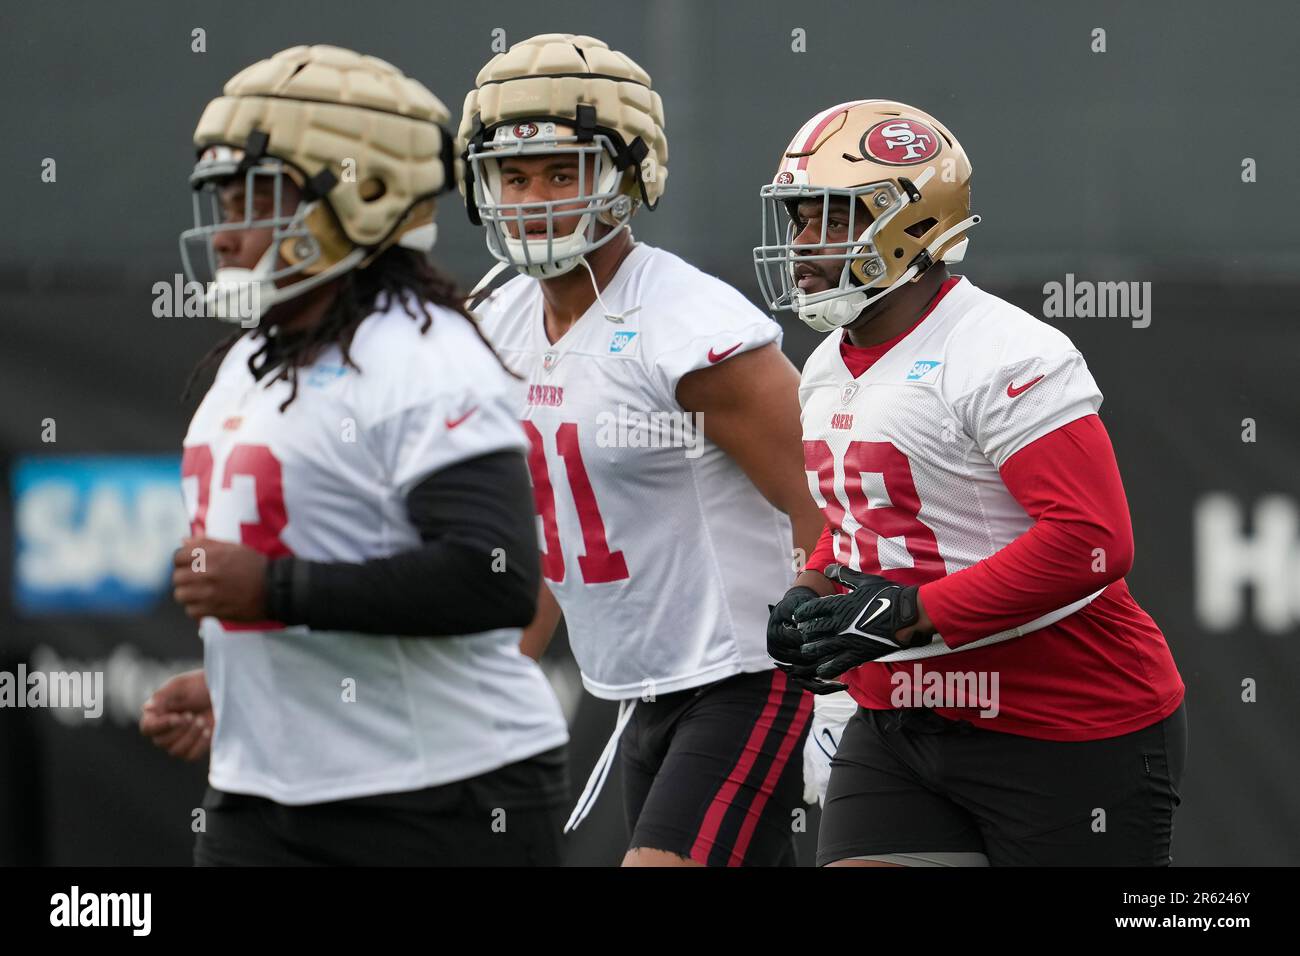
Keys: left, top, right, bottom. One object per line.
{"left": 754, "top": 100, "right": 980, "bottom": 331}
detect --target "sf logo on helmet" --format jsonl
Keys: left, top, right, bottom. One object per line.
{"left": 513, "top": 122, "right": 539, "bottom": 139}
{"left": 861, "top": 119, "right": 941, "bottom": 165}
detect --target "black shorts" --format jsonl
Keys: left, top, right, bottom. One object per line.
{"left": 621, "top": 669, "right": 811, "bottom": 866}
{"left": 194, "top": 745, "right": 567, "bottom": 866}
{"left": 817, "top": 704, "right": 1187, "bottom": 867}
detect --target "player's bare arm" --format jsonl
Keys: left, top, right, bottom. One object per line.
{"left": 520, "top": 582, "right": 563, "bottom": 660}
{"left": 675, "top": 343, "right": 825, "bottom": 559}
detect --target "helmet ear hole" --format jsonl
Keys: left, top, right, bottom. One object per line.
{"left": 893, "top": 248, "right": 904, "bottom": 259}
{"left": 359, "top": 177, "right": 387, "bottom": 202}
{"left": 905, "top": 217, "right": 937, "bottom": 239}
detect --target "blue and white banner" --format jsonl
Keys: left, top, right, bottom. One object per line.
{"left": 12, "top": 455, "right": 187, "bottom": 614}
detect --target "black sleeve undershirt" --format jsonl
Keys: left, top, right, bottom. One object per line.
{"left": 264, "top": 450, "right": 540, "bottom": 636}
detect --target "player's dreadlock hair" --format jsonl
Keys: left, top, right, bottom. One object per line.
{"left": 183, "top": 247, "right": 515, "bottom": 411}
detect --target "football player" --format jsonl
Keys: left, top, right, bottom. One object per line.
{"left": 756, "top": 101, "right": 1186, "bottom": 865}
{"left": 139, "top": 45, "right": 570, "bottom": 866}
{"left": 459, "top": 34, "right": 826, "bottom": 866}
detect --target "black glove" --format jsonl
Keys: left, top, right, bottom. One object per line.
{"left": 767, "top": 586, "right": 820, "bottom": 665}
{"left": 791, "top": 564, "right": 927, "bottom": 682}
{"left": 767, "top": 586, "right": 847, "bottom": 694}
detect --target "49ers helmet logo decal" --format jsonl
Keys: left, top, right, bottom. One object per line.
{"left": 512, "top": 122, "right": 539, "bottom": 139}
{"left": 859, "top": 119, "right": 942, "bottom": 166}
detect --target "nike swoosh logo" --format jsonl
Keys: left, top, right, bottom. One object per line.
{"left": 814, "top": 728, "right": 839, "bottom": 760}
{"left": 1007, "top": 375, "right": 1044, "bottom": 398}
{"left": 708, "top": 343, "right": 742, "bottom": 363}
{"left": 445, "top": 407, "right": 478, "bottom": 429}
{"left": 855, "top": 597, "right": 891, "bottom": 630}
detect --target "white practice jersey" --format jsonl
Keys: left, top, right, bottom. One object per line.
{"left": 800, "top": 276, "right": 1103, "bottom": 589}
{"left": 475, "top": 242, "right": 793, "bottom": 699}
{"left": 182, "top": 298, "right": 568, "bottom": 805}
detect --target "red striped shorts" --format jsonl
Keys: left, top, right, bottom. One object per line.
{"left": 620, "top": 668, "right": 812, "bottom": 866}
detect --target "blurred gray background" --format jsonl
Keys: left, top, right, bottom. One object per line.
{"left": 1, "top": 0, "right": 1298, "bottom": 866}
{"left": 4, "top": 0, "right": 1297, "bottom": 292}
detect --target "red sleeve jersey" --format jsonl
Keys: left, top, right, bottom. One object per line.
{"left": 801, "top": 306, "right": 1183, "bottom": 741}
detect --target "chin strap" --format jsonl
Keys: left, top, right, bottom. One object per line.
{"left": 876, "top": 213, "right": 983, "bottom": 301}
{"left": 796, "top": 213, "right": 982, "bottom": 332}
{"left": 577, "top": 233, "right": 640, "bottom": 323}
{"left": 209, "top": 245, "right": 365, "bottom": 326}
{"left": 397, "top": 222, "right": 437, "bottom": 252}
{"left": 467, "top": 226, "right": 640, "bottom": 325}
{"left": 464, "top": 261, "right": 512, "bottom": 312}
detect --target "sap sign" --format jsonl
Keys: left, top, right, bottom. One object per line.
{"left": 12, "top": 456, "right": 188, "bottom": 614}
